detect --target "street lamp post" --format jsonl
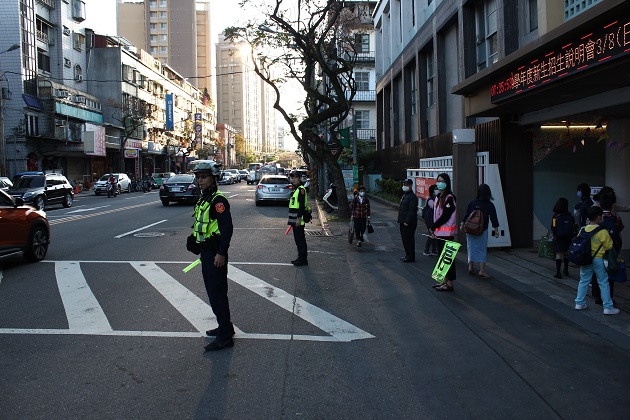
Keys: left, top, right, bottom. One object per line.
{"left": 0, "top": 44, "right": 20, "bottom": 177}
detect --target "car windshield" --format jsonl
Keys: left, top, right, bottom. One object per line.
{"left": 166, "top": 175, "right": 194, "bottom": 183}
{"left": 99, "top": 175, "right": 118, "bottom": 181}
{"left": 260, "top": 177, "right": 290, "bottom": 185}
{"left": 15, "top": 176, "right": 45, "bottom": 188}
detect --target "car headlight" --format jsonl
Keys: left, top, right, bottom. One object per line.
{"left": 23, "top": 192, "right": 34, "bottom": 199}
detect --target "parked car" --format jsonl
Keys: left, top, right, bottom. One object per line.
{"left": 93, "top": 173, "right": 132, "bottom": 195}
{"left": 159, "top": 174, "right": 200, "bottom": 206}
{"left": 218, "top": 170, "right": 236, "bottom": 185}
{"left": 0, "top": 177, "right": 13, "bottom": 191}
{"left": 246, "top": 170, "right": 257, "bottom": 185}
{"left": 224, "top": 169, "right": 242, "bottom": 183}
{"left": 255, "top": 175, "right": 293, "bottom": 205}
{"left": 9, "top": 173, "right": 74, "bottom": 211}
{"left": 0, "top": 189, "right": 50, "bottom": 262}
{"left": 152, "top": 172, "right": 176, "bottom": 188}
{"left": 238, "top": 170, "right": 248, "bottom": 181}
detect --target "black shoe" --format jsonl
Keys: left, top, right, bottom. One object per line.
{"left": 291, "top": 258, "right": 300, "bottom": 264}
{"left": 292, "top": 259, "right": 308, "bottom": 266}
{"left": 563, "top": 270, "right": 569, "bottom": 276}
{"left": 553, "top": 273, "right": 562, "bottom": 279}
{"left": 401, "top": 257, "right": 415, "bottom": 263}
{"left": 205, "top": 328, "right": 219, "bottom": 336}
{"left": 204, "top": 338, "right": 234, "bottom": 352}
{"left": 400, "top": 256, "right": 406, "bottom": 261}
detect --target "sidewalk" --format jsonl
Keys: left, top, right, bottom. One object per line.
{"left": 314, "top": 193, "right": 630, "bottom": 339}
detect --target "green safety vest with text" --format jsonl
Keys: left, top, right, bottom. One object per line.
{"left": 193, "top": 190, "right": 226, "bottom": 242}
{"left": 288, "top": 185, "right": 309, "bottom": 226}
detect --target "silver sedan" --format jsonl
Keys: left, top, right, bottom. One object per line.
{"left": 254, "top": 175, "right": 293, "bottom": 206}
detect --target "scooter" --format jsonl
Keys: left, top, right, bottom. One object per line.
{"left": 322, "top": 182, "right": 338, "bottom": 213}
{"left": 106, "top": 181, "right": 118, "bottom": 198}
{"left": 142, "top": 179, "right": 151, "bottom": 193}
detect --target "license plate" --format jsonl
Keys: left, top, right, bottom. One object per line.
{"left": 270, "top": 188, "right": 280, "bottom": 192}
{"left": 172, "top": 187, "right": 183, "bottom": 192}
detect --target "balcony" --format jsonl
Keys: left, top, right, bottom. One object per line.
{"left": 348, "top": 90, "right": 376, "bottom": 102}
{"left": 356, "top": 51, "right": 375, "bottom": 63}
{"left": 105, "top": 135, "right": 120, "bottom": 149}
{"left": 37, "top": 30, "right": 50, "bottom": 45}
{"left": 356, "top": 129, "right": 376, "bottom": 142}
{"left": 36, "top": 0, "right": 55, "bottom": 9}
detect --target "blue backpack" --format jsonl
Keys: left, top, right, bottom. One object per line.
{"left": 554, "top": 213, "right": 575, "bottom": 239}
{"left": 568, "top": 226, "right": 604, "bottom": 266}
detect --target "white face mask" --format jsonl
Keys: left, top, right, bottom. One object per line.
{"left": 359, "top": 191, "right": 365, "bottom": 197}
{"left": 402, "top": 186, "right": 410, "bottom": 192}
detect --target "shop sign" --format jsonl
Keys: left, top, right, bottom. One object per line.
{"left": 124, "top": 149, "right": 138, "bottom": 158}
{"left": 194, "top": 113, "right": 202, "bottom": 141}
{"left": 490, "top": 14, "right": 630, "bottom": 103}
{"left": 84, "top": 123, "right": 106, "bottom": 156}
{"left": 147, "top": 141, "right": 162, "bottom": 154}
{"left": 415, "top": 177, "right": 436, "bottom": 200}
{"left": 165, "top": 93, "right": 174, "bottom": 130}
{"left": 55, "top": 102, "right": 103, "bottom": 123}
{"left": 125, "top": 139, "right": 143, "bottom": 149}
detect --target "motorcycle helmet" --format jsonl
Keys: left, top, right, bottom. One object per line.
{"left": 193, "top": 160, "right": 222, "bottom": 176}
{"left": 289, "top": 170, "right": 303, "bottom": 178}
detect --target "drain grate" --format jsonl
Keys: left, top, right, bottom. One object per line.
{"left": 134, "top": 232, "right": 165, "bottom": 238}
{"left": 305, "top": 230, "right": 331, "bottom": 236}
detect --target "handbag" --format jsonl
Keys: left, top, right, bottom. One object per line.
{"left": 348, "top": 220, "right": 354, "bottom": 244}
{"left": 537, "top": 232, "right": 555, "bottom": 260}
{"left": 604, "top": 248, "right": 619, "bottom": 275}
{"left": 610, "top": 259, "right": 627, "bottom": 283}
{"left": 367, "top": 221, "right": 374, "bottom": 234}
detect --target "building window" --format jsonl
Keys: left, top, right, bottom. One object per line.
{"left": 427, "top": 53, "right": 435, "bottom": 107}
{"left": 159, "top": 0, "right": 167, "bottom": 6}
{"left": 355, "top": 110, "right": 370, "bottom": 130}
{"left": 37, "top": 49, "right": 50, "bottom": 73}
{"left": 159, "top": 34, "right": 167, "bottom": 42}
{"left": 27, "top": 114, "right": 39, "bottom": 137}
{"left": 160, "top": 46, "right": 167, "bottom": 53}
{"left": 149, "top": 0, "right": 156, "bottom": 7}
{"left": 475, "top": 0, "right": 498, "bottom": 71}
{"left": 74, "top": 64, "right": 83, "bottom": 82}
{"left": 150, "top": 23, "right": 157, "bottom": 29}
{"left": 73, "top": 0, "right": 86, "bottom": 22}
{"left": 150, "top": 35, "right": 157, "bottom": 43}
{"left": 150, "top": 47, "right": 157, "bottom": 54}
{"left": 564, "top": 0, "right": 602, "bottom": 20}
{"left": 150, "top": 11, "right": 157, "bottom": 19}
{"left": 354, "top": 34, "right": 369, "bottom": 53}
{"left": 354, "top": 72, "right": 369, "bottom": 91}
{"left": 159, "top": 11, "right": 167, "bottom": 19}
{"left": 160, "top": 23, "right": 167, "bottom": 30}
{"left": 527, "top": 0, "right": 538, "bottom": 32}
{"left": 410, "top": 68, "right": 417, "bottom": 116}
{"left": 73, "top": 32, "right": 85, "bottom": 51}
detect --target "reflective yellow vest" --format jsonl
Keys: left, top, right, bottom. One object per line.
{"left": 288, "top": 185, "right": 309, "bottom": 226}
{"left": 193, "top": 190, "right": 226, "bottom": 242}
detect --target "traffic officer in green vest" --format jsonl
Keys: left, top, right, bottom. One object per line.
{"left": 288, "top": 170, "right": 309, "bottom": 266}
{"left": 186, "top": 160, "right": 235, "bottom": 351}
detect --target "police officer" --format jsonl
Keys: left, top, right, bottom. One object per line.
{"left": 288, "top": 170, "right": 309, "bottom": 266}
{"left": 186, "top": 161, "right": 235, "bottom": 351}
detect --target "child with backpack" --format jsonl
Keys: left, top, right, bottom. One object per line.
{"left": 422, "top": 184, "right": 438, "bottom": 256}
{"left": 550, "top": 197, "right": 576, "bottom": 279}
{"left": 573, "top": 206, "right": 620, "bottom": 315}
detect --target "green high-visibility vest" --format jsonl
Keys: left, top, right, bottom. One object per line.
{"left": 288, "top": 185, "right": 309, "bottom": 226}
{"left": 193, "top": 190, "right": 226, "bottom": 242}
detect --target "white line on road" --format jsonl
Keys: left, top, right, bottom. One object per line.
{"left": 55, "top": 262, "right": 112, "bottom": 333}
{"left": 114, "top": 220, "right": 168, "bottom": 238}
{"left": 66, "top": 205, "right": 111, "bottom": 214}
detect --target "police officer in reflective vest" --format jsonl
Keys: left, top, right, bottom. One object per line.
{"left": 288, "top": 170, "right": 309, "bottom": 266}
{"left": 186, "top": 160, "right": 235, "bottom": 351}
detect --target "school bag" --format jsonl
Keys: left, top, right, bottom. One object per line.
{"left": 568, "top": 226, "right": 604, "bottom": 266}
{"left": 463, "top": 205, "right": 484, "bottom": 236}
{"left": 599, "top": 213, "right": 623, "bottom": 251}
{"left": 554, "top": 213, "right": 575, "bottom": 239}
{"left": 421, "top": 200, "right": 434, "bottom": 228}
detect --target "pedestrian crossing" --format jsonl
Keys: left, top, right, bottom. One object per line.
{"left": 0, "top": 261, "right": 374, "bottom": 342}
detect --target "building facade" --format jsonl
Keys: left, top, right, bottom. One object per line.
{"left": 372, "top": 0, "right": 628, "bottom": 249}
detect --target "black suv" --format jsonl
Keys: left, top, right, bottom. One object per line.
{"left": 10, "top": 173, "right": 74, "bottom": 211}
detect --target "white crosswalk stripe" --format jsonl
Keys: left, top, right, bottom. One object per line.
{"left": 0, "top": 261, "right": 374, "bottom": 342}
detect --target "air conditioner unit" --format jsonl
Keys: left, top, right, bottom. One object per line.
{"left": 55, "top": 89, "right": 69, "bottom": 98}
{"left": 63, "top": 27, "right": 71, "bottom": 36}
{"left": 73, "top": 95, "right": 87, "bottom": 104}
{"left": 55, "top": 120, "right": 67, "bottom": 127}
{"left": 75, "top": 74, "right": 83, "bottom": 82}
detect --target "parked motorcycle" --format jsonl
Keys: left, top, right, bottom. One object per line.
{"left": 130, "top": 179, "right": 139, "bottom": 192}
{"left": 106, "top": 181, "right": 118, "bottom": 198}
{"left": 142, "top": 179, "right": 151, "bottom": 193}
{"left": 322, "top": 182, "right": 338, "bottom": 213}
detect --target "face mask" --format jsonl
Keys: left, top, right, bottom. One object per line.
{"left": 433, "top": 191, "right": 438, "bottom": 196}
{"left": 436, "top": 182, "right": 447, "bottom": 191}
{"left": 359, "top": 191, "right": 365, "bottom": 197}
{"left": 402, "top": 186, "right": 410, "bottom": 192}
{"left": 577, "top": 191, "right": 582, "bottom": 198}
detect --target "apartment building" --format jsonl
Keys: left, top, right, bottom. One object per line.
{"left": 373, "top": 0, "right": 629, "bottom": 248}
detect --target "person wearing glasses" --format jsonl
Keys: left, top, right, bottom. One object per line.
{"left": 187, "top": 161, "right": 235, "bottom": 351}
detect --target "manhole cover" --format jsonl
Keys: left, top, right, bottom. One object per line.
{"left": 133, "top": 232, "right": 165, "bottom": 238}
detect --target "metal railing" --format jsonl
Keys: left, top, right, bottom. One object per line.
{"left": 36, "top": 0, "right": 55, "bottom": 9}
{"left": 347, "top": 90, "right": 376, "bottom": 102}
{"left": 36, "top": 30, "right": 50, "bottom": 45}
{"left": 356, "top": 129, "right": 376, "bottom": 141}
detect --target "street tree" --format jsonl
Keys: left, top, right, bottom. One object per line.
{"left": 105, "top": 97, "right": 154, "bottom": 174}
{"left": 225, "top": 0, "right": 368, "bottom": 219}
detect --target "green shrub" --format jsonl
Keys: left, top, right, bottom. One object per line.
{"left": 375, "top": 178, "right": 401, "bottom": 196}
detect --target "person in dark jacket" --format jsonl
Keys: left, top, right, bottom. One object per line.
{"left": 398, "top": 178, "right": 419, "bottom": 262}
{"left": 574, "top": 183, "right": 593, "bottom": 227}
{"left": 460, "top": 184, "right": 500, "bottom": 278}
{"left": 350, "top": 185, "right": 370, "bottom": 246}
{"left": 550, "top": 197, "right": 575, "bottom": 279}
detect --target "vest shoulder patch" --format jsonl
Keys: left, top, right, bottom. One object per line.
{"left": 215, "top": 202, "right": 225, "bottom": 213}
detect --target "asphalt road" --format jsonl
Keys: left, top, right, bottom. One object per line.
{"left": 1, "top": 183, "right": 629, "bottom": 419}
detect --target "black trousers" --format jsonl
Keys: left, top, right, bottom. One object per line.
{"left": 293, "top": 224, "right": 307, "bottom": 260}
{"left": 200, "top": 248, "right": 234, "bottom": 340}
{"left": 399, "top": 223, "right": 417, "bottom": 260}
{"left": 354, "top": 217, "right": 367, "bottom": 241}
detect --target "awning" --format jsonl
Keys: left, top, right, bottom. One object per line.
{"left": 22, "top": 94, "right": 44, "bottom": 110}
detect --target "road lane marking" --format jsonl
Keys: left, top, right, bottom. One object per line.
{"left": 66, "top": 205, "right": 111, "bottom": 214}
{"left": 3, "top": 261, "right": 374, "bottom": 342}
{"left": 129, "top": 262, "right": 221, "bottom": 334}
{"left": 55, "top": 261, "right": 112, "bottom": 333}
{"left": 49, "top": 202, "right": 157, "bottom": 225}
{"left": 115, "top": 220, "right": 168, "bottom": 238}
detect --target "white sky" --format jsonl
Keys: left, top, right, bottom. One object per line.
{"left": 91, "top": 0, "right": 302, "bottom": 150}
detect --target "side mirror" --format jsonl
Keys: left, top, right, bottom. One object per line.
{"left": 15, "top": 197, "right": 24, "bottom": 207}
